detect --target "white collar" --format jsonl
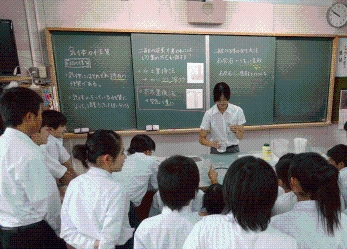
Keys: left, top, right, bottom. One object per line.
{"left": 211, "top": 103, "right": 233, "bottom": 115}
{"left": 162, "top": 205, "right": 193, "bottom": 215}
{"left": 292, "top": 200, "right": 316, "bottom": 211}
{"left": 87, "top": 165, "right": 113, "bottom": 179}
{"left": 4, "top": 127, "right": 38, "bottom": 148}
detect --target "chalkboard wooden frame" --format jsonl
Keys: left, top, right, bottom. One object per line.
{"left": 46, "top": 28, "right": 338, "bottom": 137}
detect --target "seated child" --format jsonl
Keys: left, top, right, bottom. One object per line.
{"left": 183, "top": 156, "right": 297, "bottom": 249}
{"left": 134, "top": 155, "right": 202, "bottom": 249}
{"left": 271, "top": 152, "right": 347, "bottom": 248}
{"left": 199, "top": 183, "right": 225, "bottom": 216}
{"left": 41, "top": 110, "right": 72, "bottom": 168}
{"left": 272, "top": 159, "right": 297, "bottom": 216}
{"left": 60, "top": 130, "right": 134, "bottom": 249}
{"left": 112, "top": 134, "right": 158, "bottom": 207}
{"left": 327, "top": 144, "right": 347, "bottom": 207}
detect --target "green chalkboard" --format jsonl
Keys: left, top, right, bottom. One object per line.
{"left": 131, "top": 33, "right": 206, "bottom": 129}
{"left": 209, "top": 35, "right": 276, "bottom": 125}
{"left": 50, "top": 31, "right": 136, "bottom": 132}
{"left": 274, "top": 37, "right": 332, "bottom": 123}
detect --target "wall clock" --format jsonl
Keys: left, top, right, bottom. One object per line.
{"left": 327, "top": 3, "right": 347, "bottom": 28}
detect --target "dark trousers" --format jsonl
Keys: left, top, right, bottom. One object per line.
{"left": 210, "top": 145, "right": 240, "bottom": 154}
{"left": 1, "top": 220, "right": 67, "bottom": 249}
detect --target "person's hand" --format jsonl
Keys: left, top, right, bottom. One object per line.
{"left": 59, "top": 168, "right": 77, "bottom": 185}
{"left": 212, "top": 141, "right": 221, "bottom": 149}
{"left": 94, "top": 240, "right": 100, "bottom": 249}
{"left": 208, "top": 164, "right": 218, "bottom": 184}
{"left": 230, "top": 125, "right": 243, "bottom": 133}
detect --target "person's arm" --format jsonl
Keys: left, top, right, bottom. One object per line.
{"left": 229, "top": 125, "right": 244, "bottom": 140}
{"left": 199, "top": 129, "right": 219, "bottom": 149}
{"left": 97, "top": 187, "right": 134, "bottom": 248}
{"left": 20, "top": 157, "right": 61, "bottom": 235}
{"left": 60, "top": 194, "right": 97, "bottom": 249}
{"left": 208, "top": 164, "right": 218, "bottom": 184}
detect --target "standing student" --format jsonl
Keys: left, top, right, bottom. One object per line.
{"left": 200, "top": 82, "right": 246, "bottom": 154}
{"left": 41, "top": 110, "right": 72, "bottom": 168}
{"left": 60, "top": 130, "right": 134, "bottom": 249}
{"left": 327, "top": 144, "right": 347, "bottom": 207}
{"left": 183, "top": 156, "right": 297, "bottom": 249}
{"left": 31, "top": 125, "right": 76, "bottom": 186}
{"left": 0, "top": 87, "right": 65, "bottom": 248}
{"left": 271, "top": 152, "right": 347, "bottom": 249}
{"left": 134, "top": 155, "right": 202, "bottom": 249}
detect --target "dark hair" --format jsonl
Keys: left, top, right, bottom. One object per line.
{"left": 275, "top": 159, "right": 292, "bottom": 190}
{"left": 0, "top": 87, "right": 43, "bottom": 127}
{"left": 72, "top": 130, "right": 122, "bottom": 169}
{"left": 202, "top": 184, "right": 225, "bottom": 215}
{"left": 223, "top": 156, "right": 278, "bottom": 232}
{"left": 127, "top": 134, "right": 155, "bottom": 155}
{"left": 158, "top": 155, "right": 200, "bottom": 211}
{"left": 213, "top": 82, "right": 230, "bottom": 102}
{"left": 344, "top": 121, "right": 347, "bottom": 131}
{"left": 289, "top": 152, "right": 341, "bottom": 235}
{"left": 279, "top": 153, "right": 296, "bottom": 161}
{"left": 41, "top": 110, "right": 67, "bottom": 129}
{"left": 327, "top": 144, "right": 347, "bottom": 167}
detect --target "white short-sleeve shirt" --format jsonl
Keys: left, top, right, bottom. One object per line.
{"left": 61, "top": 166, "right": 134, "bottom": 249}
{"left": 112, "top": 152, "right": 158, "bottom": 207}
{"left": 200, "top": 103, "right": 246, "bottom": 146}
{"left": 45, "top": 134, "right": 70, "bottom": 164}
{"left": 134, "top": 206, "right": 201, "bottom": 249}
{"left": 339, "top": 167, "right": 347, "bottom": 207}
{"left": 0, "top": 128, "right": 61, "bottom": 234}
{"left": 271, "top": 200, "right": 347, "bottom": 249}
{"left": 272, "top": 191, "right": 297, "bottom": 216}
{"left": 183, "top": 213, "right": 297, "bottom": 249}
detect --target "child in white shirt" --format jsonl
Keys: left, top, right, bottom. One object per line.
{"left": 61, "top": 130, "right": 134, "bottom": 249}
{"left": 41, "top": 110, "right": 71, "bottom": 168}
{"left": 134, "top": 155, "right": 202, "bottom": 249}
{"left": 183, "top": 156, "right": 297, "bottom": 249}
{"left": 271, "top": 152, "right": 347, "bottom": 249}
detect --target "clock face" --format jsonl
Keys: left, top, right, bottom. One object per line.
{"left": 327, "top": 3, "right": 347, "bottom": 28}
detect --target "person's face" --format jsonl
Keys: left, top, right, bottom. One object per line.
{"left": 110, "top": 141, "right": 126, "bottom": 173}
{"left": 216, "top": 95, "right": 229, "bottom": 112}
{"left": 31, "top": 126, "right": 51, "bottom": 145}
{"left": 51, "top": 125, "right": 67, "bottom": 139}
{"left": 29, "top": 105, "right": 43, "bottom": 136}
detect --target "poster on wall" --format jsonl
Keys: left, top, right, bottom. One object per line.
{"left": 338, "top": 90, "right": 347, "bottom": 129}
{"left": 336, "top": 39, "right": 347, "bottom": 77}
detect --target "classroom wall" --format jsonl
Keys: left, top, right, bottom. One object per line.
{"left": 1, "top": 0, "right": 347, "bottom": 157}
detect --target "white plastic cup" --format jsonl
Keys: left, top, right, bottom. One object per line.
{"left": 217, "top": 140, "right": 227, "bottom": 153}
{"left": 294, "top": 138, "right": 307, "bottom": 153}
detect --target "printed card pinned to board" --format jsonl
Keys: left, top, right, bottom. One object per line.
{"left": 186, "top": 89, "right": 203, "bottom": 109}
{"left": 336, "top": 39, "right": 347, "bottom": 77}
{"left": 338, "top": 90, "right": 347, "bottom": 129}
{"left": 187, "top": 63, "right": 204, "bottom": 83}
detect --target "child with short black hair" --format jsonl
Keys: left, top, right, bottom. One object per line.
{"left": 327, "top": 144, "right": 347, "bottom": 207}
{"left": 41, "top": 110, "right": 71, "bottom": 168}
{"left": 199, "top": 183, "right": 225, "bottom": 216}
{"left": 61, "top": 130, "right": 134, "bottom": 249}
{"left": 134, "top": 155, "right": 201, "bottom": 249}
{"left": 0, "top": 87, "right": 65, "bottom": 248}
{"left": 183, "top": 156, "right": 297, "bottom": 248}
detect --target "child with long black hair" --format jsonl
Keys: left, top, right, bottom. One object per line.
{"left": 61, "top": 130, "right": 134, "bottom": 249}
{"left": 271, "top": 152, "right": 347, "bottom": 248}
